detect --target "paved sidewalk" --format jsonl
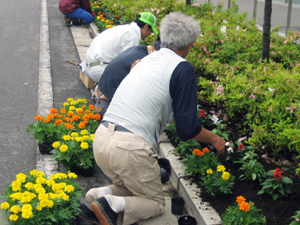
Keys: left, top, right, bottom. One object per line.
{"left": 69, "top": 24, "right": 182, "bottom": 225}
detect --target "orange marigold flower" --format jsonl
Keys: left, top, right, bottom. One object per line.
{"left": 67, "top": 111, "right": 74, "bottom": 117}
{"left": 198, "top": 151, "right": 204, "bottom": 156}
{"left": 85, "top": 110, "right": 91, "bottom": 114}
{"left": 82, "top": 105, "right": 87, "bottom": 109}
{"left": 64, "top": 123, "right": 74, "bottom": 129}
{"left": 72, "top": 115, "right": 81, "bottom": 121}
{"left": 202, "top": 147, "right": 210, "bottom": 153}
{"left": 78, "top": 122, "right": 87, "bottom": 129}
{"left": 83, "top": 115, "right": 90, "bottom": 121}
{"left": 239, "top": 201, "right": 250, "bottom": 212}
{"left": 50, "top": 108, "right": 57, "bottom": 114}
{"left": 98, "top": 12, "right": 101, "bottom": 15}
{"left": 94, "top": 114, "right": 101, "bottom": 120}
{"left": 44, "top": 118, "right": 51, "bottom": 123}
{"left": 55, "top": 119, "right": 63, "bottom": 125}
{"left": 77, "top": 109, "right": 84, "bottom": 115}
{"left": 192, "top": 149, "right": 200, "bottom": 154}
{"left": 53, "top": 113, "right": 60, "bottom": 118}
{"left": 236, "top": 196, "right": 246, "bottom": 204}
{"left": 34, "top": 115, "right": 43, "bottom": 121}
{"left": 60, "top": 108, "right": 67, "bottom": 114}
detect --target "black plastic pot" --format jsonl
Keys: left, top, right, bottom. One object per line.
{"left": 178, "top": 214, "right": 197, "bottom": 225}
{"left": 171, "top": 196, "right": 185, "bottom": 215}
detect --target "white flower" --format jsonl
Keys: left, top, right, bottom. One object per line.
{"left": 227, "top": 147, "right": 234, "bottom": 153}
{"left": 220, "top": 25, "right": 227, "bottom": 35}
{"left": 236, "top": 25, "right": 240, "bottom": 30}
{"left": 268, "top": 88, "right": 275, "bottom": 92}
{"left": 216, "top": 85, "right": 223, "bottom": 95}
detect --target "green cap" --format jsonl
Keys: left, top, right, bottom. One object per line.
{"left": 138, "top": 12, "right": 158, "bottom": 35}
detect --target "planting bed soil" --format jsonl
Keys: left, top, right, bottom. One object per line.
{"left": 166, "top": 131, "right": 300, "bottom": 225}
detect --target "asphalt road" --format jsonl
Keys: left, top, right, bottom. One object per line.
{"left": 0, "top": 0, "right": 91, "bottom": 202}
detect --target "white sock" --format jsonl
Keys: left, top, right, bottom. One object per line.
{"left": 104, "top": 195, "right": 125, "bottom": 213}
{"left": 86, "top": 187, "right": 112, "bottom": 206}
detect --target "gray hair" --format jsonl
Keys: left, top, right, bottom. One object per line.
{"left": 160, "top": 12, "right": 201, "bottom": 51}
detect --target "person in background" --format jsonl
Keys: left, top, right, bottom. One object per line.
{"left": 94, "top": 37, "right": 161, "bottom": 116}
{"left": 59, "top": 0, "right": 95, "bottom": 27}
{"left": 79, "top": 12, "right": 158, "bottom": 83}
{"left": 79, "top": 12, "right": 226, "bottom": 225}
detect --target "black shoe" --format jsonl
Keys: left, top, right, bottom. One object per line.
{"left": 78, "top": 204, "right": 100, "bottom": 225}
{"left": 64, "top": 16, "right": 72, "bottom": 27}
{"left": 91, "top": 197, "right": 118, "bottom": 225}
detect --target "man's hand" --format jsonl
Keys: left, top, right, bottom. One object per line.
{"left": 210, "top": 136, "right": 226, "bottom": 154}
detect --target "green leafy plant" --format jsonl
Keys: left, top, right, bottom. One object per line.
{"left": 51, "top": 130, "right": 95, "bottom": 171}
{"left": 175, "top": 139, "right": 201, "bottom": 158}
{"left": 258, "top": 168, "right": 293, "bottom": 200}
{"left": 0, "top": 170, "right": 83, "bottom": 225}
{"left": 165, "top": 122, "right": 180, "bottom": 144}
{"left": 211, "top": 120, "right": 230, "bottom": 141}
{"left": 221, "top": 196, "right": 266, "bottom": 225}
{"left": 235, "top": 151, "right": 267, "bottom": 182}
{"left": 200, "top": 165, "right": 235, "bottom": 198}
{"left": 290, "top": 210, "right": 300, "bottom": 225}
{"left": 183, "top": 147, "right": 219, "bottom": 178}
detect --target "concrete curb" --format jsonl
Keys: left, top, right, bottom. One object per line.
{"left": 158, "top": 133, "right": 221, "bottom": 225}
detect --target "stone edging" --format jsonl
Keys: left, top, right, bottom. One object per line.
{"left": 158, "top": 133, "right": 222, "bottom": 225}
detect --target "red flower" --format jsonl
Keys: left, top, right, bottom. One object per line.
{"left": 115, "top": 17, "right": 119, "bottom": 20}
{"left": 273, "top": 168, "right": 282, "bottom": 182}
{"left": 200, "top": 109, "right": 206, "bottom": 118}
{"left": 238, "top": 144, "right": 244, "bottom": 151}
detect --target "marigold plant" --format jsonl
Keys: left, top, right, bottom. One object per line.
{"left": 221, "top": 196, "right": 266, "bottom": 225}
{"left": 26, "top": 97, "right": 101, "bottom": 145}
{"left": 0, "top": 170, "right": 83, "bottom": 225}
{"left": 200, "top": 165, "right": 235, "bottom": 198}
{"left": 183, "top": 147, "right": 219, "bottom": 177}
{"left": 51, "top": 130, "right": 95, "bottom": 171}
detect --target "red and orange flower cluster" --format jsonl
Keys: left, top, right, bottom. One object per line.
{"left": 192, "top": 147, "right": 210, "bottom": 156}
{"left": 236, "top": 196, "right": 251, "bottom": 212}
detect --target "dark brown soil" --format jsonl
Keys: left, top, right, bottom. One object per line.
{"left": 200, "top": 152, "right": 300, "bottom": 225}
{"left": 166, "top": 131, "right": 300, "bottom": 225}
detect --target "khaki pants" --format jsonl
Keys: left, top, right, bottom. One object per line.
{"left": 93, "top": 123, "right": 165, "bottom": 225}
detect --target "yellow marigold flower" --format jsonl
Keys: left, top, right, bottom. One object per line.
{"left": 70, "top": 100, "right": 78, "bottom": 105}
{"left": 61, "top": 194, "right": 70, "bottom": 201}
{"left": 83, "top": 135, "right": 90, "bottom": 141}
{"left": 206, "top": 169, "right": 213, "bottom": 174}
{"left": 16, "top": 173, "right": 27, "bottom": 183}
{"left": 12, "top": 181, "right": 21, "bottom": 192}
{"left": 64, "top": 185, "right": 75, "bottom": 193}
{"left": 52, "top": 141, "right": 60, "bottom": 148}
{"left": 80, "top": 129, "right": 89, "bottom": 135}
{"left": 236, "top": 196, "right": 246, "bottom": 204}
{"left": 81, "top": 142, "right": 89, "bottom": 149}
{"left": 68, "top": 172, "right": 78, "bottom": 179}
{"left": 222, "top": 171, "right": 230, "bottom": 180}
{"left": 49, "top": 193, "right": 59, "bottom": 199}
{"left": 69, "top": 106, "right": 76, "bottom": 111}
{"left": 76, "top": 137, "right": 83, "bottom": 142}
{"left": 30, "top": 169, "right": 38, "bottom": 176}
{"left": 59, "top": 144, "right": 68, "bottom": 153}
{"left": 1, "top": 202, "right": 10, "bottom": 209}
{"left": 36, "top": 205, "right": 43, "bottom": 211}
{"left": 67, "top": 98, "right": 74, "bottom": 102}
{"left": 36, "top": 171, "right": 45, "bottom": 177}
{"left": 38, "top": 193, "right": 48, "bottom": 200}
{"left": 47, "top": 200, "right": 54, "bottom": 208}
{"left": 10, "top": 192, "right": 23, "bottom": 201}
{"left": 39, "top": 199, "right": 49, "bottom": 208}
{"left": 239, "top": 201, "right": 250, "bottom": 212}
{"left": 46, "top": 179, "right": 55, "bottom": 187}
{"left": 10, "top": 205, "right": 21, "bottom": 213}
{"left": 9, "top": 214, "right": 19, "bottom": 221}
{"left": 97, "top": 16, "right": 100, "bottom": 20}
{"left": 22, "top": 204, "right": 33, "bottom": 211}
{"left": 51, "top": 172, "right": 68, "bottom": 180}
{"left": 71, "top": 132, "right": 79, "bottom": 137}
{"left": 35, "top": 177, "right": 46, "bottom": 185}
{"left": 63, "top": 102, "right": 69, "bottom": 106}
{"left": 217, "top": 165, "right": 226, "bottom": 172}
{"left": 62, "top": 135, "right": 71, "bottom": 141}
{"left": 34, "top": 115, "right": 43, "bottom": 121}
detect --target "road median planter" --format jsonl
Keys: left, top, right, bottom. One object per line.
{"left": 158, "top": 133, "right": 222, "bottom": 225}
